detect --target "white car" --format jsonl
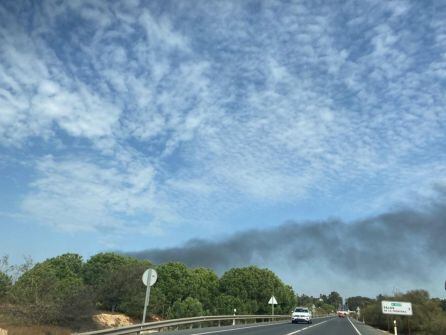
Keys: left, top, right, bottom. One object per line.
{"left": 291, "top": 307, "right": 312, "bottom": 324}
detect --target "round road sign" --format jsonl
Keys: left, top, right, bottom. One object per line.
{"left": 142, "top": 268, "right": 158, "bottom": 287}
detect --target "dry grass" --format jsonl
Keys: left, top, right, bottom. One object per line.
{"left": 0, "top": 307, "right": 131, "bottom": 334}
{"left": 0, "top": 325, "right": 71, "bottom": 335}
{"left": 93, "top": 312, "right": 135, "bottom": 328}
{"left": 0, "top": 306, "right": 98, "bottom": 334}
{"left": 0, "top": 310, "right": 72, "bottom": 335}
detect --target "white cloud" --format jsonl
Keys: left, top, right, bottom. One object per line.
{"left": 21, "top": 156, "right": 177, "bottom": 232}
{"left": 0, "top": 13, "right": 121, "bottom": 147}
{"left": 1, "top": 0, "right": 446, "bottom": 235}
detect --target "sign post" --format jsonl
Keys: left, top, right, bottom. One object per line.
{"left": 381, "top": 301, "right": 412, "bottom": 335}
{"left": 268, "top": 296, "right": 278, "bottom": 316}
{"left": 141, "top": 268, "right": 158, "bottom": 324}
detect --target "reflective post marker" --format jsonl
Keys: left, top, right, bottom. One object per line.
{"left": 394, "top": 320, "right": 398, "bottom": 335}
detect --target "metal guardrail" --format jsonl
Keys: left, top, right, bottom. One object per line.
{"left": 73, "top": 314, "right": 291, "bottom": 335}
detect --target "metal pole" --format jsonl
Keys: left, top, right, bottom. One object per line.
{"left": 142, "top": 282, "right": 151, "bottom": 324}
{"left": 394, "top": 319, "right": 398, "bottom": 335}
{"left": 272, "top": 287, "right": 275, "bottom": 317}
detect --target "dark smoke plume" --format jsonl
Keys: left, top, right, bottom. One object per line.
{"left": 128, "top": 188, "right": 446, "bottom": 281}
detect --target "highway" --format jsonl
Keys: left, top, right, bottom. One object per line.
{"left": 159, "top": 316, "right": 384, "bottom": 335}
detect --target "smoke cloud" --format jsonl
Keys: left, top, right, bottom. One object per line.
{"left": 128, "top": 188, "right": 446, "bottom": 291}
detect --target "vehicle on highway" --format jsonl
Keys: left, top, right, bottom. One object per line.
{"left": 337, "top": 310, "right": 348, "bottom": 317}
{"left": 291, "top": 307, "right": 312, "bottom": 324}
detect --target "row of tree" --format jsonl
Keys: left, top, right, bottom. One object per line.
{"left": 297, "top": 292, "right": 343, "bottom": 314}
{"left": 0, "top": 253, "right": 302, "bottom": 327}
{"left": 0, "top": 252, "right": 354, "bottom": 329}
{"left": 347, "top": 290, "right": 446, "bottom": 335}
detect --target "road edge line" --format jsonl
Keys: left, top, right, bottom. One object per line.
{"left": 347, "top": 317, "right": 363, "bottom": 335}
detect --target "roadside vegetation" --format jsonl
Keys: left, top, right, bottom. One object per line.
{"left": 0, "top": 253, "right": 303, "bottom": 333}
{"left": 356, "top": 290, "right": 446, "bottom": 335}
{"left": 4, "top": 253, "right": 444, "bottom": 335}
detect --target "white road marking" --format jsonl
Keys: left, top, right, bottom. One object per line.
{"left": 283, "top": 317, "right": 335, "bottom": 335}
{"left": 347, "top": 317, "right": 363, "bottom": 335}
{"left": 168, "top": 316, "right": 334, "bottom": 335}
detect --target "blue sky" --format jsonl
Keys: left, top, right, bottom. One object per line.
{"left": 1, "top": 0, "right": 446, "bottom": 297}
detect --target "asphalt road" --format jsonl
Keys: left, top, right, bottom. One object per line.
{"left": 158, "top": 316, "right": 384, "bottom": 335}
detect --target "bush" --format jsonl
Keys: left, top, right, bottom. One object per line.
{"left": 168, "top": 297, "right": 203, "bottom": 319}
{"left": 219, "top": 266, "right": 296, "bottom": 315}
{"left": 214, "top": 294, "right": 247, "bottom": 315}
{"left": 9, "top": 254, "right": 94, "bottom": 325}
{"left": 83, "top": 252, "right": 150, "bottom": 313}
{"left": 98, "top": 262, "right": 149, "bottom": 317}
{"left": 362, "top": 290, "right": 446, "bottom": 335}
{"left": 0, "top": 272, "right": 12, "bottom": 300}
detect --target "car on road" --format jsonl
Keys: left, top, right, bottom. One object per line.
{"left": 291, "top": 307, "right": 312, "bottom": 324}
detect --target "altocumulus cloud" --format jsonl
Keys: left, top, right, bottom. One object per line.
{"left": 0, "top": 0, "right": 445, "bottom": 258}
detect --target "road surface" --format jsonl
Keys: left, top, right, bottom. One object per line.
{"left": 159, "top": 316, "right": 386, "bottom": 335}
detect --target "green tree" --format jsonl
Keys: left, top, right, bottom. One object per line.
{"left": 429, "top": 313, "right": 446, "bottom": 334}
{"left": 190, "top": 268, "right": 219, "bottom": 314}
{"left": 99, "top": 261, "right": 150, "bottom": 316}
{"left": 215, "top": 294, "right": 246, "bottom": 314}
{"left": 316, "top": 302, "right": 336, "bottom": 315}
{"left": 47, "top": 253, "right": 83, "bottom": 279}
{"left": 319, "top": 294, "right": 328, "bottom": 303}
{"left": 83, "top": 252, "right": 147, "bottom": 311}
{"left": 168, "top": 297, "right": 203, "bottom": 319}
{"left": 297, "top": 294, "right": 316, "bottom": 307}
{"left": 148, "top": 286, "right": 169, "bottom": 318}
{"left": 362, "top": 290, "right": 446, "bottom": 335}
{"left": 0, "top": 271, "right": 12, "bottom": 300}
{"left": 155, "top": 262, "right": 194, "bottom": 306}
{"left": 219, "top": 266, "right": 296, "bottom": 315}
{"left": 83, "top": 252, "right": 141, "bottom": 287}
{"left": 440, "top": 299, "right": 446, "bottom": 312}
{"left": 10, "top": 253, "right": 93, "bottom": 324}
{"left": 327, "top": 291, "right": 343, "bottom": 309}
{"left": 346, "top": 296, "right": 374, "bottom": 311}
